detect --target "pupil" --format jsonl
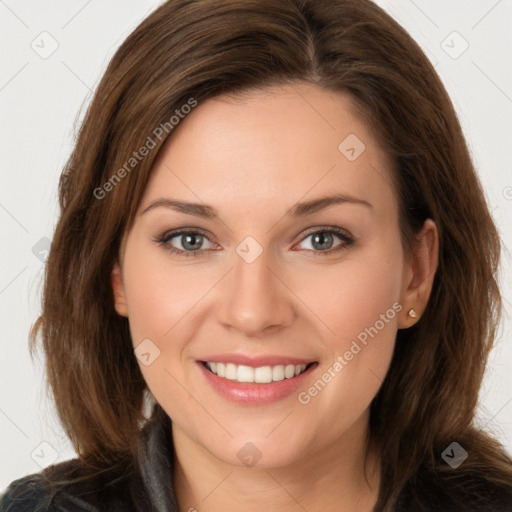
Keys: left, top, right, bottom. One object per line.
{"left": 184, "top": 234, "right": 201, "bottom": 250}
{"left": 313, "top": 232, "right": 332, "bottom": 250}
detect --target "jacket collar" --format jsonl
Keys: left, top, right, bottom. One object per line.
{"left": 137, "top": 405, "right": 180, "bottom": 512}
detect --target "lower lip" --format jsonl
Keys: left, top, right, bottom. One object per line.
{"left": 197, "top": 361, "right": 318, "bottom": 405}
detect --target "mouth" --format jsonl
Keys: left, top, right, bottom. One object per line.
{"left": 196, "top": 354, "right": 320, "bottom": 404}
{"left": 200, "top": 360, "right": 317, "bottom": 384}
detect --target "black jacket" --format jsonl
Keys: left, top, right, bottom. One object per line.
{"left": 2, "top": 407, "right": 512, "bottom": 511}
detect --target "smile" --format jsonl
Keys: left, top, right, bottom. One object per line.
{"left": 202, "top": 361, "right": 312, "bottom": 383}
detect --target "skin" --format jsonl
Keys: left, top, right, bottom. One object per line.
{"left": 112, "top": 82, "right": 438, "bottom": 512}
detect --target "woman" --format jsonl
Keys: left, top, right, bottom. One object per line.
{"left": 2, "top": 0, "right": 512, "bottom": 511}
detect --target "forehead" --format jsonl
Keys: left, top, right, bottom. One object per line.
{"left": 141, "top": 83, "right": 397, "bottom": 222}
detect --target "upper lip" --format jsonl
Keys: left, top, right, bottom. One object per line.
{"left": 198, "top": 354, "right": 317, "bottom": 367}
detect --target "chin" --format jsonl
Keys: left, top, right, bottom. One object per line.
{"left": 203, "top": 431, "right": 311, "bottom": 469}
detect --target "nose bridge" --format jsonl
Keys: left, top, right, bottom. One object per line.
{"left": 217, "top": 239, "right": 294, "bottom": 335}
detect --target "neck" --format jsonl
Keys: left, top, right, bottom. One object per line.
{"left": 172, "top": 413, "right": 381, "bottom": 512}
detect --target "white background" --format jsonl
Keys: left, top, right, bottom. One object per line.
{"left": 1, "top": 0, "right": 511, "bottom": 491}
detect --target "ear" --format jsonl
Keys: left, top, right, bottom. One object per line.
{"left": 398, "top": 219, "right": 439, "bottom": 328}
{"left": 111, "top": 262, "right": 128, "bottom": 317}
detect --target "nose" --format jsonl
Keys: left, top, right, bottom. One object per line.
{"left": 216, "top": 246, "right": 295, "bottom": 337}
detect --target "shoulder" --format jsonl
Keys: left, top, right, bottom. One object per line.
{"left": 1, "top": 408, "right": 178, "bottom": 512}
{"left": 1, "top": 471, "right": 53, "bottom": 512}
{"left": 0, "top": 458, "right": 142, "bottom": 512}
{"left": 1, "top": 459, "right": 80, "bottom": 512}
{"left": 397, "top": 465, "right": 512, "bottom": 511}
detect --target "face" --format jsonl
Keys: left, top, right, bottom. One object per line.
{"left": 112, "top": 83, "right": 437, "bottom": 469}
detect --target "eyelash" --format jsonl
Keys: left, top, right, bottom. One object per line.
{"left": 153, "top": 226, "right": 355, "bottom": 258}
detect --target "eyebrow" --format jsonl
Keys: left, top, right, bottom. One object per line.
{"left": 140, "top": 193, "right": 373, "bottom": 219}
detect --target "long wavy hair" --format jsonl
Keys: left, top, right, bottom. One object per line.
{"left": 29, "top": 0, "right": 512, "bottom": 510}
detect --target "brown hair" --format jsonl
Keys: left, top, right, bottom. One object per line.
{"left": 30, "top": 0, "right": 512, "bottom": 509}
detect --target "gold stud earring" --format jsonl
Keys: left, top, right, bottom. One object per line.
{"left": 408, "top": 308, "right": 418, "bottom": 318}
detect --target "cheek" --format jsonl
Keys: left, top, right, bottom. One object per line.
{"left": 120, "top": 239, "right": 216, "bottom": 400}
{"left": 293, "top": 239, "right": 403, "bottom": 419}
{"left": 294, "top": 236, "right": 403, "bottom": 348}
{"left": 121, "top": 240, "right": 203, "bottom": 346}
{"left": 120, "top": 241, "right": 198, "bottom": 407}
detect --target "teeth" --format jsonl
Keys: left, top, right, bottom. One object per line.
{"left": 254, "top": 366, "right": 272, "bottom": 383}
{"left": 205, "top": 362, "right": 308, "bottom": 383}
{"left": 284, "top": 365, "right": 295, "bottom": 378}
{"left": 272, "top": 365, "right": 285, "bottom": 381}
{"left": 238, "top": 365, "right": 255, "bottom": 383}
{"left": 225, "top": 363, "right": 237, "bottom": 380}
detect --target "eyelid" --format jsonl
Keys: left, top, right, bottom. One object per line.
{"left": 295, "top": 225, "right": 353, "bottom": 243}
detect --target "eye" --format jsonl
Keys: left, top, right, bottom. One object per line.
{"left": 154, "top": 226, "right": 355, "bottom": 258}
{"left": 155, "top": 230, "right": 216, "bottom": 257}
{"left": 295, "top": 227, "right": 354, "bottom": 256}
